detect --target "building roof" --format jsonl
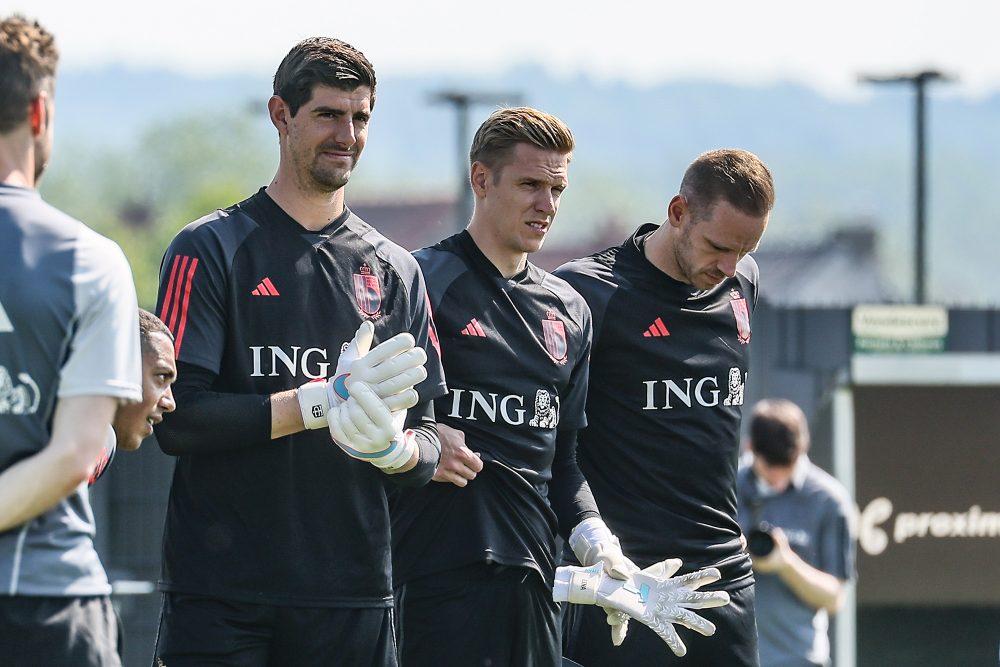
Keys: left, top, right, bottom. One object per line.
{"left": 753, "top": 226, "right": 900, "bottom": 306}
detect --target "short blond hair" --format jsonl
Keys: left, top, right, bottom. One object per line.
{"left": 469, "top": 107, "right": 574, "bottom": 180}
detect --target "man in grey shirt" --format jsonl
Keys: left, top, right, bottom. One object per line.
{"left": 736, "top": 399, "right": 855, "bottom": 667}
{"left": 0, "top": 14, "right": 142, "bottom": 666}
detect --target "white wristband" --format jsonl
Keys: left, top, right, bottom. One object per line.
{"left": 297, "top": 379, "right": 331, "bottom": 430}
{"left": 553, "top": 563, "right": 604, "bottom": 605}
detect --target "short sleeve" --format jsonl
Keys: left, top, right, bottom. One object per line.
{"left": 58, "top": 232, "right": 142, "bottom": 402}
{"left": 818, "top": 496, "right": 855, "bottom": 581}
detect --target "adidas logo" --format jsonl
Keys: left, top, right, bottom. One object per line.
{"left": 251, "top": 277, "right": 280, "bottom": 296}
{"left": 643, "top": 317, "right": 670, "bottom": 337}
{"left": 460, "top": 318, "right": 487, "bottom": 337}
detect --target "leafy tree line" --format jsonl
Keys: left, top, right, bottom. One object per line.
{"left": 42, "top": 113, "right": 274, "bottom": 308}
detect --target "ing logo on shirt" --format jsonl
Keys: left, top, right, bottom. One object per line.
{"left": 0, "top": 366, "right": 40, "bottom": 414}
{"left": 641, "top": 367, "right": 746, "bottom": 410}
{"left": 446, "top": 387, "right": 560, "bottom": 428}
{"left": 527, "top": 389, "right": 559, "bottom": 428}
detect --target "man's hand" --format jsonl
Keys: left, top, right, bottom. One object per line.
{"left": 297, "top": 321, "right": 427, "bottom": 430}
{"left": 748, "top": 526, "right": 789, "bottom": 574}
{"left": 431, "top": 423, "right": 483, "bottom": 487}
{"left": 568, "top": 517, "right": 640, "bottom": 645}
{"left": 327, "top": 380, "right": 418, "bottom": 470}
{"left": 553, "top": 559, "right": 732, "bottom": 657}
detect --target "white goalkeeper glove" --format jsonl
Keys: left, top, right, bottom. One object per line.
{"left": 553, "top": 559, "right": 731, "bottom": 657}
{"left": 568, "top": 517, "right": 639, "bottom": 645}
{"left": 327, "top": 379, "right": 419, "bottom": 470}
{"left": 297, "top": 321, "right": 427, "bottom": 430}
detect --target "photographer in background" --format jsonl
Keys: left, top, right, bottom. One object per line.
{"left": 736, "top": 399, "right": 855, "bottom": 667}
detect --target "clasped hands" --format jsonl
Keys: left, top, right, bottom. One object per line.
{"left": 297, "top": 321, "right": 427, "bottom": 470}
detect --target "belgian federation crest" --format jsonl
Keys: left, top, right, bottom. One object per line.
{"left": 729, "top": 289, "right": 751, "bottom": 344}
{"left": 542, "top": 313, "right": 568, "bottom": 364}
{"left": 353, "top": 264, "right": 382, "bottom": 317}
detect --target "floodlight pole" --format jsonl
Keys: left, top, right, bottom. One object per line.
{"left": 859, "top": 70, "right": 953, "bottom": 304}
{"left": 431, "top": 91, "right": 523, "bottom": 230}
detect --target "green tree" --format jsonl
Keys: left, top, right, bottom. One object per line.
{"left": 42, "top": 112, "right": 273, "bottom": 308}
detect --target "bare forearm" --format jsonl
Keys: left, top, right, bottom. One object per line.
{"left": 778, "top": 551, "right": 845, "bottom": 613}
{"left": 271, "top": 388, "right": 306, "bottom": 439}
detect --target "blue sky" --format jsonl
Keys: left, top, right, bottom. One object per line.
{"left": 11, "top": 0, "right": 1000, "bottom": 99}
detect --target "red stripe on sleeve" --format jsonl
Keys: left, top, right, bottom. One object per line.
{"left": 173, "top": 258, "right": 200, "bottom": 357}
{"left": 424, "top": 293, "right": 442, "bottom": 357}
{"left": 159, "top": 255, "right": 183, "bottom": 332}
{"left": 165, "top": 256, "right": 191, "bottom": 333}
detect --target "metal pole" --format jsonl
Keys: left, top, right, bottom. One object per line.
{"left": 430, "top": 91, "right": 524, "bottom": 231}
{"left": 456, "top": 99, "right": 472, "bottom": 229}
{"left": 858, "top": 70, "right": 952, "bottom": 304}
{"left": 914, "top": 75, "right": 927, "bottom": 304}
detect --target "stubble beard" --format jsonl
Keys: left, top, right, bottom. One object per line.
{"left": 672, "top": 229, "right": 697, "bottom": 287}
{"left": 306, "top": 155, "right": 354, "bottom": 193}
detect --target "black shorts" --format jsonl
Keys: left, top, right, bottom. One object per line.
{"left": 153, "top": 592, "right": 397, "bottom": 667}
{"left": 395, "top": 562, "right": 560, "bottom": 667}
{"left": 562, "top": 582, "right": 759, "bottom": 667}
{"left": 0, "top": 595, "right": 121, "bottom": 667}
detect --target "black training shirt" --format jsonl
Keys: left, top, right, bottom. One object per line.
{"left": 555, "top": 223, "right": 756, "bottom": 589}
{"left": 154, "top": 189, "right": 446, "bottom": 607}
{"left": 392, "top": 231, "right": 591, "bottom": 587}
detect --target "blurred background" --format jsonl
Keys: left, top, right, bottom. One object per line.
{"left": 10, "top": 0, "right": 1000, "bottom": 664}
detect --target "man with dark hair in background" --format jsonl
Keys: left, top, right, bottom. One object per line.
{"left": 737, "top": 398, "right": 855, "bottom": 667}
{"left": 89, "top": 309, "right": 178, "bottom": 485}
{"left": 0, "top": 14, "right": 142, "bottom": 666}
{"left": 152, "top": 36, "right": 445, "bottom": 666}
{"left": 109, "top": 309, "right": 177, "bottom": 453}
{"left": 557, "top": 148, "right": 775, "bottom": 665}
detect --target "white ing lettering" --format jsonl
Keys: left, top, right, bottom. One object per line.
{"left": 249, "top": 346, "right": 330, "bottom": 379}
{"left": 500, "top": 394, "right": 526, "bottom": 424}
{"left": 858, "top": 497, "right": 1000, "bottom": 556}
{"left": 446, "top": 388, "right": 556, "bottom": 427}
{"left": 641, "top": 368, "right": 745, "bottom": 410}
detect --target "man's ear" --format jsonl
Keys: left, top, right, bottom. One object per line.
{"left": 28, "top": 92, "right": 49, "bottom": 137}
{"left": 267, "top": 95, "right": 290, "bottom": 133}
{"left": 666, "top": 195, "right": 688, "bottom": 229}
{"left": 470, "top": 161, "right": 490, "bottom": 197}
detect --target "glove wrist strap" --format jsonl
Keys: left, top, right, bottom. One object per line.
{"left": 553, "top": 564, "right": 605, "bottom": 605}
{"left": 297, "top": 379, "right": 331, "bottom": 430}
{"left": 371, "top": 429, "right": 417, "bottom": 471}
{"left": 569, "top": 517, "right": 616, "bottom": 566}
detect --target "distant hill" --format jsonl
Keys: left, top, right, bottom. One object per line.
{"left": 48, "top": 65, "right": 1000, "bottom": 304}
